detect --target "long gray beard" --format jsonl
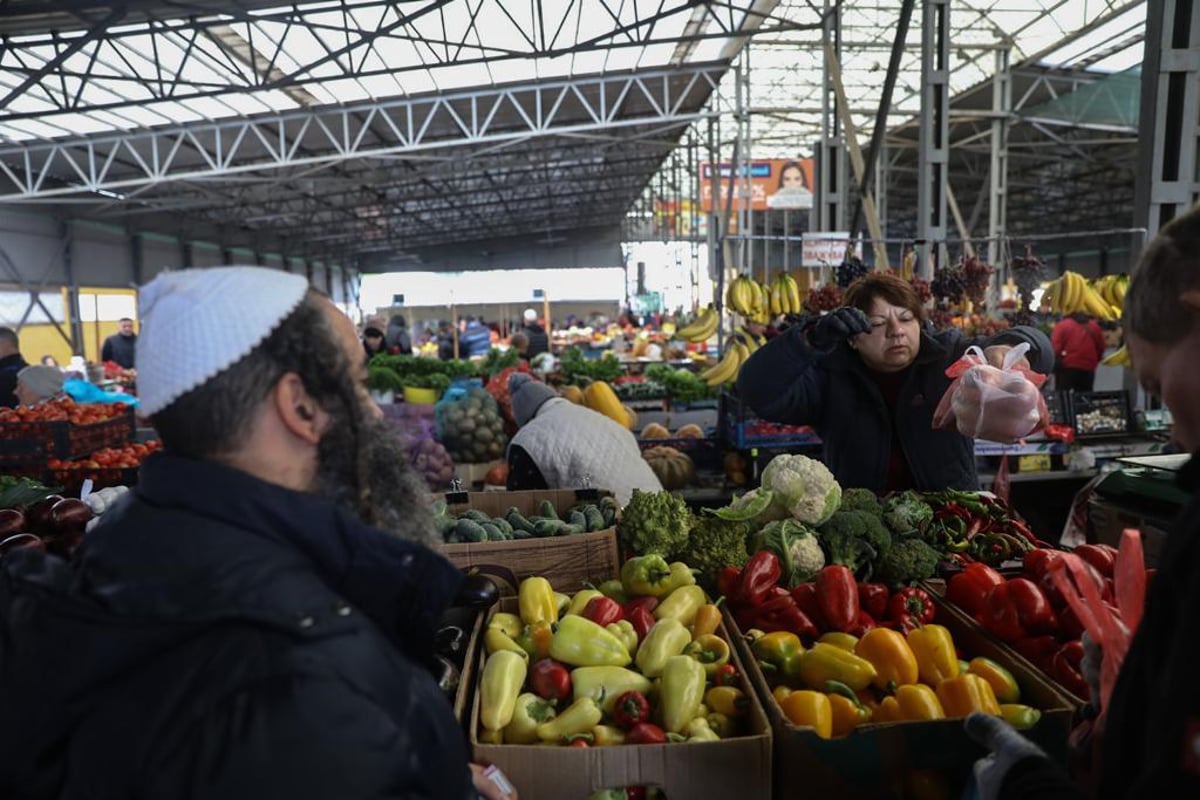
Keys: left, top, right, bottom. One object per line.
{"left": 316, "top": 409, "right": 438, "bottom": 548}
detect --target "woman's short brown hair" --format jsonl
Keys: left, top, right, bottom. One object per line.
{"left": 1125, "top": 204, "right": 1200, "bottom": 344}
{"left": 843, "top": 272, "right": 925, "bottom": 320}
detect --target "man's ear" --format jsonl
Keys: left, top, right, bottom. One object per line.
{"left": 272, "top": 373, "right": 327, "bottom": 445}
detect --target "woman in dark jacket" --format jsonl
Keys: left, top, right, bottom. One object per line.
{"left": 736, "top": 272, "right": 1053, "bottom": 493}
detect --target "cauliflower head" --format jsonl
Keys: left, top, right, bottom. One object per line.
{"left": 754, "top": 519, "right": 825, "bottom": 587}
{"left": 760, "top": 454, "right": 842, "bottom": 526}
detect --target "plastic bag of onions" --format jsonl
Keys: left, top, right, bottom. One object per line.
{"left": 932, "top": 343, "right": 1048, "bottom": 443}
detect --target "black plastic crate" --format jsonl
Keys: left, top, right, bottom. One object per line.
{"left": 1067, "top": 390, "right": 1133, "bottom": 438}
{"left": 0, "top": 409, "right": 136, "bottom": 467}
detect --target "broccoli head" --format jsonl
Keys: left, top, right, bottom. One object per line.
{"left": 819, "top": 510, "right": 892, "bottom": 556}
{"left": 874, "top": 538, "right": 941, "bottom": 586}
{"left": 680, "top": 515, "right": 753, "bottom": 591}
{"left": 617, "top": 489, "right": 691, "bottom": 559}
{"left": 839, "top": 488, "right": 883, "bottom": 517}
{"left": 882, "top": 490, "right": 934, "bottom": 536}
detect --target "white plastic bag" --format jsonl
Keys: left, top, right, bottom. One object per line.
{"left": 932, "top": 343, "right": 1048, "bottom": 442}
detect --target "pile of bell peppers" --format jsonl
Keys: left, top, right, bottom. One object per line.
{"left": 945, "top": 545, "right": 1152, "bottom": 700}
{"left": 719, "top": 557, "right": 937, "bottom": 640}
{"left": 747, "top": 621, "right": 1042, "bottom": 740}
{"left": 478, "top": 561, "right": 750, "bottom": 747}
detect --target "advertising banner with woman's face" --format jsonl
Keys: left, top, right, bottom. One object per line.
{"left": 699, "top": 158, "right": 814, "bottom": 213}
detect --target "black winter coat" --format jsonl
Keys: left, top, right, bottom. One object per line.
{"left": 0, "top": 454, "right": 473, "bottom": 800}
{"left": 521, "top": 323, "right": 550, "bottom": 359}
{"left": 735, "top": 322, "right": 1053, "bottom": 493}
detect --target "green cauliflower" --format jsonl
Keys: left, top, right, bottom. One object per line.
{"left": 882, "top": 490, "right": 935, "bottom": 536}
{"left": 874, "top": 538, "right": 941, "bottom": 586}
{"left": 759, "top": 454, "right": 842, "bottom": 526}
{"left": 754, "top": 519, "right": 826, "bottom": 588}
{"left": 839, "top": 488, "right": 883, "bottom": 518}
{"left": 681, "top": 515, "right": 753, "bottom": 591}
{"left": 617, "top": 489, "right": 691, "bottom": 559}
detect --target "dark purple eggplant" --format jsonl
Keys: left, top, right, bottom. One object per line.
{"left": 0, "top": 533, "right": 44, "bottom": 556}
{"left": 454, "top": 573, "right": 499, "bottom": 609}
{"left": 23, "top": 495, "right": 63, "bottom": 534}
{"left": 0, "top": 508, "right": 26, "bottom": 538}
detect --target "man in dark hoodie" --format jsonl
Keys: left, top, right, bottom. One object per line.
{"left": 519, "top": 308, "right": 550, "bottom": 358}
{"left": 0, "top": 267, "right": 515, "bottom": 800}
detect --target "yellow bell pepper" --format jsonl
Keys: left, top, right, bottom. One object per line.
{"left": 488, "top": 612, "right": 523, "bottom": 638}
{"left": 751, "top": 630, "right": 805, "bottom": 683}
{"left": 706, "top": 712, "right": 739, "bottom": 738}
{"left": 798, "top": 643, "right": 877, "bottom": 692}
{"left": 704, "top": 686, "right": 748, "bottom": 718}
{"left": 635, "top": 618, "right": 691, "bottom": 678}
{"left": 855, "top": 628, "right": 919, "bottom": 691}
{"left": 683, "top": 634, "right": 731, "bottom": 676}
{"left": 826, "top": 681, "right": 872, "bottom": 737}
{"left": 876, "top": 683, "right": 945, "bottom": 722}
{"left": 566, "top": 589, "right": 604, "bottom": 617}
{"left": 606, "top": 620, "right": 639, "bottom": 656}
{"left": 504, "top": 693, "right": 557, "bottom": 744}
{"left": 778, "top": 690, "right": 832, "bottom": 739}
{"left": 591, "top": 724, "right": 627, "bottom": 746}
{"left": 478, "top": 728, "right": 504, "bottom": 744}
{"left": 479, "top": 650, "right": 528, "bottom": 732}
{"left": 685, "top": 715, "right": 721, "bottom": 742}
{"left": 906, "top": 625, "right": 960, "bottom": 686}
{"left": 773, "top": 685, "right": 794, "bottom": 704}
{"left": 484, "top": 627, "right": 530, "bottom": 660}
{"left": 691, "top": 602, "right": 722, "bottom": 639}
{"left": 550, "top": 614, "right": 631, "bottom": 667}
{"left": 571, "top": 666, "right": 653, "bottom": 714}
{"left": 537, "top": 696, "right": 603, "bottom": 743}
{"left": 818, "top": 632, "right": 859, "bottom": 652}
{"left": 654, "top": 585, "right": 708, "bottom": 627}
{"left": 518, "top": 576, "right": 558, "bottom": 625}
{"left": 660, "top": 654, "right": 707, "bottom": 733}
{"left": 999, "top": 704, "right": 1042, "bottom": 731}
{"left": 936, "top": 673, "right": 1001, "bottom": 718}
{"left": 967, "top": 657, "right": 1021, "bottom": 704}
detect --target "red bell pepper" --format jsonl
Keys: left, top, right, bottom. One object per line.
{"left": 627, "top": 606, "right": 656, "bottom": 641}
{"left": 717, "top": 566, "right": 742, "bottom": 602}
{"left": 846, "top": 610, "right": 877, "bottom": 637}
{"left": 583, "top": 596, "right": 625, "bottom": 627}
{"left": 626, "top": 722, "right": 667, "bottom": 744}
{"left": 790, "top": 583, "right": 826, "bottom": 629}
{"left": 1013, "top": 635, "right": 1060, "bottom": 673}
{"left": 887, "top": 587, "right": 935, "bottom": 625}
{"left": 816, "top": 565, "right": 860, "bottom": 633}
{"left": 624, "top": 596, "right": 659, "bottom": 617}
{"left": 884, "top": 614, "right": 921, "bottom": 633}
{"left": 857, "top": 583, "right": 890, "bottom": 620}
{"left": 740, "top": 551, "right": 782, "bottom": 605}
{"left": 1007, "top": 577, "right": 1057, "bottom": 635}
{"left": 1052, "top": 640, "right": 1090, "bottom": 698}
{"left": 713, "top": 663, "right": 739, "bottom": 687}
{"left": 751, "top": 594, "right": 819, "bottom": 639}
{"left": 1022, "top": 548, "right": 1061, "bottom": 581}
{"left": 947, "top": 562, "right": 1005, "bottom": 616}
{"left": 612, "top": 690, "right": 651, "bottom": 730}
{"left": 530, "top": 658, "right": 573, "bottom": 703}
{"left": 1073, "top": 544, "right": 1117, "bottom": 578}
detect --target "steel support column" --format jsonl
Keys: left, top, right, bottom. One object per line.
{"left": 917, "top": 0, "right": 951, "bottom": 277}
{"left": 987, "top": 44, "right": 1011, "bottom": 295}
{"left": 61, "top": 221, "right": 84, "bottom": 354}
{"left": 816, "top": 0, "right": 847, "bottom": 233}
{"left": 1134, "top": 0, "right": 1200, "bottom": 236}
{"left": 129, "top": 230, "right": 143, "bottom": 286}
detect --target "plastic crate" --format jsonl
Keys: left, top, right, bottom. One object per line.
{"left": 1067, "top": 390, "right": 1133, "bottom": 438}
{"left": 0, "top": 409, "right": 136, "bottom": 467}
{"left": 46, "top": 465, "right": 140, "bottom": 495}
{"left": 719, "top": 389, "right": 823, "bottom": 449}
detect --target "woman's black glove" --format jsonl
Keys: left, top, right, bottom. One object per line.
{"left": 807, "top": 307, "right": 871, "bottom": 351}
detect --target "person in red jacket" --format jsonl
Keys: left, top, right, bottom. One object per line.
{"left": 1051, "top": 312, "right": 1106, "bottom": 391}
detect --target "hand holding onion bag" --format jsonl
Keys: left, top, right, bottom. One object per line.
{"left": 932, "top": 344, "right": 1048, "bottom": 443}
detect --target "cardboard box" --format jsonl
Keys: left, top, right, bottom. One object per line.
{"left": 730, "top": 600, "right": 1079, "bottom": 799}
{"left": 452, "top": 607, "right": 487, "bottom": 728}
{"left": 468, "top": 598, "right": 773, "bottom": 800}
{"left": 438, "top": 489, "right": 621, "bottom": 594}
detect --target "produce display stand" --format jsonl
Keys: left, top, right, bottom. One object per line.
{"left": 728, "top": 600, "right": 1079, "bottom": 798}
{"left": 718, "top": 390, "right": 822, "bottom": 452}
{"left": 437, "top": 489, "right": 620, "bottom": 594}
{"left": 0, "top": 409, "right": 136, "bottom": 468}
{"left": 466, "top": 597, "right": 773, "bottom": 800}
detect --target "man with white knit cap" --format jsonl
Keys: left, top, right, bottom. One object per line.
{"left": 519, "top": 307, "right": 549, "bottom": 358}
{"left": 0, "top": 267, "right": 515, "bottom": 800}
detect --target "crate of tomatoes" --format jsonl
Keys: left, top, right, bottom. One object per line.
{"left": 46, "top": 440, "right": 161, "bottom": 494}
{"left": 0, "top": 399, "right": 136, "bottom": 467}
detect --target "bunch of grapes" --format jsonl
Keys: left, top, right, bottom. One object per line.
{"left": 930, "top": 266, "right": 967, "bottom": 308}
{"left": 804, "top": 284, "right": 844, "bottom": 314}
{"left": 1010, "top": 243, "right": 1044, "bottom": 312}
{"left": 836, "top": 256, "right": 870, "bottom": 288}
{"left": 909, "top": 276, "right": 932, "bottom": 304}
{"left": 961, "top": 255, "right": 994, "bottom": 307}
{"left": 928, "top": 308, "right": 956, "bottom": 331}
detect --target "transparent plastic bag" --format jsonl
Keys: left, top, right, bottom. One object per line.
{"left": 932, "top": 343, "right": 1048, "bottom": 442}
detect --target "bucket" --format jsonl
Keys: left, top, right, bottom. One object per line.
{"left": 403, "top": 386, "right": 440, "bottom": 405}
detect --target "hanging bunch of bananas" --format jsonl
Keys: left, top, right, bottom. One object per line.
{"left": 1040, "top": 271, "right": 1124, "bottom": 320}
{"left": 725, "top": 275, "right": 768, "bottom": 324}
{"left": 767, "top": 273, "right": 803, "bottom": 317}
{"left": 699, "top": 338, "right": 752, "bottom": 387}
{"left": 734, "top": 325, "right": 766, "bottom": 351}
{"left": 1092, "top": 274, "right": 1129, "bottom": 311}
{"left": 673, "top": 304, "right": 720, "bottom": 343}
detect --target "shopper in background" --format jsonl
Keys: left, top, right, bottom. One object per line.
{"left": 100, "top": 316, "right": 137, "bottom": 369}
{"left": 1051, "top": 311, "right": 1106, "bottom": 391}
{"left": 436, "top": 320, "right": 457, "bottom": 360}
{"left": 13, "top": 364, "right": 65, "bottom": 406}
{"left": 520, "top": 308, "right": 550, "bottom": 358}
{"left": 0, "top": 327, "right": 27, "bottom": 408}
{"left": 505, "top": 373, "right": 661, "bottom": 505}
{"left": 967, "top": 204, "right": 1200, "bottom": 800}
{"left": 737, "top": 272, "right": 1053, "bottom": 493}
{"left": 0, "top": 267, "right": 515, "bottom": 800}
{"left": 362, "top": 323, "right": 387, "bottom": 360}
{"left": 460, "top": 315, "right": 492, "bottom": 358}
{"left": 386, "top": 313, "right": 413, "bottom": 355}
{"left": 509, "top": 331, "right": 530, "bottom": 359}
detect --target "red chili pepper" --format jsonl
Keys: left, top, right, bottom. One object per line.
{"left": 612, "top": 690, "right": 651, "bottom": 730}
{"left": 846, "top": 610, "right": 876, "bottom": 637}
{"left": 740, "top": 551, "right": 782, "bottom": 606}
{"left": 887, "top": 587, "right": 935, "bottom": 625}
{"left": 1073, "top": 544, "right": 1117, "bottom": 578}
{"left": 947, "top": 562, "right": 1005, "bottom": 617}
{"left": 1013, "top": 635, "right": 1061, "bottom": 672}
{"left": 1052, "top": 640, "right": 1090, "bottom": 698}
{"left": 857, "top": 582, "right": 890, "bottom": 620}
{"left": 582, "top": 596, "right": 625, "bottom": 627}
{"left": 789, "top": 582, "right": 826, "bottom": 629}
{"left": 717, "top": 566, "right": 743, "bottom": 602}
{"left": 625, "top": 722, "right": 667, "bottom": 745}
{"left": 627, "top": 606, "right": 656, "bottom": 641}
{"left": 816, "top": 565, "right": 860, "bottom": 633}
{"left": 713, "top": 663, "right": 739, "bottom": 687}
